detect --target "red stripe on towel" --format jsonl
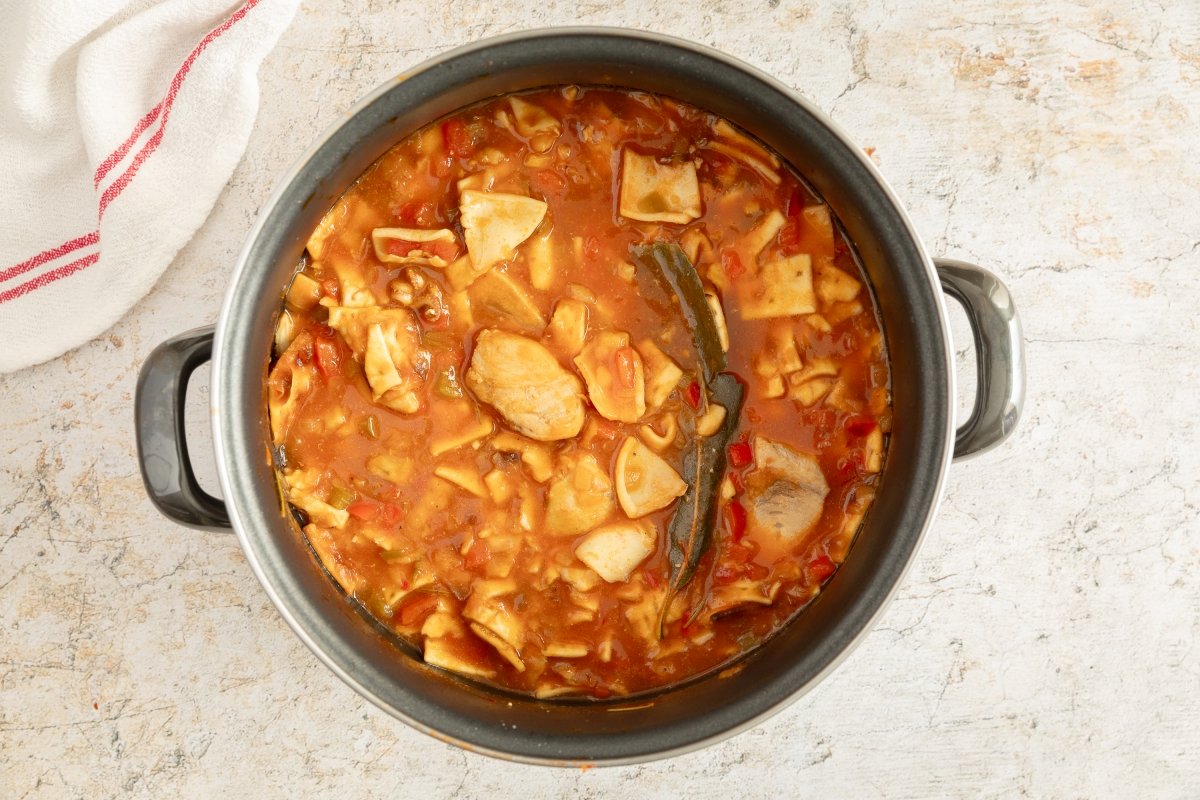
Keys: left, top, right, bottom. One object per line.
{"left": 0, "top": 231, "right": 100, "bottom": 284}
{"left": 0, "top": 253, "right": 101, "bottom": 304}
{"left": 0, "top": 0, "right": 263, "bottom": 305}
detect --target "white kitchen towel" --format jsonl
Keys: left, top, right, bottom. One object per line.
{"left": 0, "top": 0, "right": 299, "bottom": 373}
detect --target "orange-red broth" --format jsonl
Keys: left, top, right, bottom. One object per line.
{"left": 268, "top": 87, "right": 890, "bottom": 698}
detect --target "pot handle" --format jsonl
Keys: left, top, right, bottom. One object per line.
{"left": 135, "top": 325, "right": 232, "bottom": 530}
{"left": 936, "top": 258, "right": 1025, "bottom": 461}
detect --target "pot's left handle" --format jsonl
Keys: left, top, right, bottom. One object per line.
{"left": 135, "top": 325, "right": 231, "bottom": 530}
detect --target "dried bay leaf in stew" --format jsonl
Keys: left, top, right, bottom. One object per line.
{"left": 267, "top": 86, "right": 892, "bottom": 698}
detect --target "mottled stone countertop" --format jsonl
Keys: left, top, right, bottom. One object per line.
{"left": 3, "top": 1, "right": 1198, "bottom": 797}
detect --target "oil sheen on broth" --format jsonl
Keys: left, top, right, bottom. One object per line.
{"left": 267, "top": 87, "right": 891, "bottom": 699}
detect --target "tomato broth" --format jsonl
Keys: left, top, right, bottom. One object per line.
{"left": 267, "top": 87, "right": 890, "bottom": 698}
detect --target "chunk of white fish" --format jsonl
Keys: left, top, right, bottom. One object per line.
{"left": 745, "top": 436, "right": 830, "bottom": 544}
{"left": 575, "top": 521, "right": 656, "bottom": 583}
{"left": 465, "top": 329, "right": 585, "bottom": 441}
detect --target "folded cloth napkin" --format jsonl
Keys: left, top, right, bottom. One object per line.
{"left": 0, "top": 0, "right": 298, "bottom": 373}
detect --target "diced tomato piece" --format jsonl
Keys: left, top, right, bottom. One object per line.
{"left": 642, "top": 570, "right": 660, "bottom": 589}
{"left": 313, "top": 336, "right": 341, "bottom": 380}
{"left": 346, "top": 501, "right": 378, "bottom": 521}
{"left": 442, "top": 119, "right": 475, "bottom": 158}
{"left": 430, "top": 239, "right": 461, "bottom": 262}
{"left": 727, "top": 442, "right": 753, "bottom": 468}
{"left": 320, "top": 277, "right": 340, "bottom": 300}
{"left": 395, "top": 200, "right": 437, "bottom": 226}
{"left": 378, "top": 503, "right": 404, "bottom": 527}
{"left": 584, "top": 235, "right": 602, "bottom": 261}
{"left": 397, "top": 592, "right": 440, "bottom": 627}
{"left": 778, "top": 218, "right": 802, "bottom": 252}
{"left": 614, "top": 346, "right": 637, "bottom": 388}
{"left": 464, "top": 541, "right": 491, "bottom": 571}
{"left": 725, "top": 500, "right": 748, "bottom": 542}
{"left": 531, "top": 169, "right": 568, "bottom": 196}
{"left": 385, "top": 239, "right": 421, "bottom": 258}
{"left": 835, "top": 449, "right": 866, "bottom": 481}
{"left": 808, "top": 555, "right": 837, "bottom": 584}
{"left": 844, "top": 415, "right": 878, "bottom": 437}
{"left": 713, "top": 564, "right": 740, "bottom": 585}
{"left": 720, "top": 248, "right": 745, "bottom": 281}
{"left": 684, "top": 380, "right": 702, "bottom": 409}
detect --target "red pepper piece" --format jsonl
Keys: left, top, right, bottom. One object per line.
{"left": 778, "top": 218, "right": 802, "bottom": 252}
{"left": 727, "top": 441, "right": 753, "bottom": 468}
{"left": 684, "top": 380, "right": 702, "bottom": 409}
{"left": 725, "top": 500, "right": 748, "bottom": 542}
{"left": 720, "top": 248, "right": 745, "bottom": 281}
{"left": 844, "top": 415, "right": 878, "bottom": 437}
{"left": 808, "top": 555, "right": 837, "bottom": 584}
{"left": 464, "top": 541, "right": 491, "bottom": 571}
{"left": 346, "top": 501, "right": 378, "bottom": 521}
{"left": 785, "top": 186, "right": 806, "bottom": 218}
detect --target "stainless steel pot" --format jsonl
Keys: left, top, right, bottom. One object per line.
{"left": 135, "top": 28, "right": 1024, "bottom": 765}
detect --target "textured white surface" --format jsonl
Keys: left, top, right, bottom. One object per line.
{"left": 2, "top": 1, "right": 1199, "bottom": 797}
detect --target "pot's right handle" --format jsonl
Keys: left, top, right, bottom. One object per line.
{"left": 936, "top": 258, "right": 1025, "bottom": 461}
{"left": 135, "top": 325, "right": 232, "bottom": 530}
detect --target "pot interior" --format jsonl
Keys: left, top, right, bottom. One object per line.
{"left": 215, "top": 29, "right": 951, "bottom": 764}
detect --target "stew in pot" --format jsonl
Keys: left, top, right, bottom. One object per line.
{"left": 267, "top": 87, "right": 890, "bottom": 698}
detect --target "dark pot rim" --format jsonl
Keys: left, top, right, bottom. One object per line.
{"left": 210, "top": 27, "right": 961, "bottom": 765}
